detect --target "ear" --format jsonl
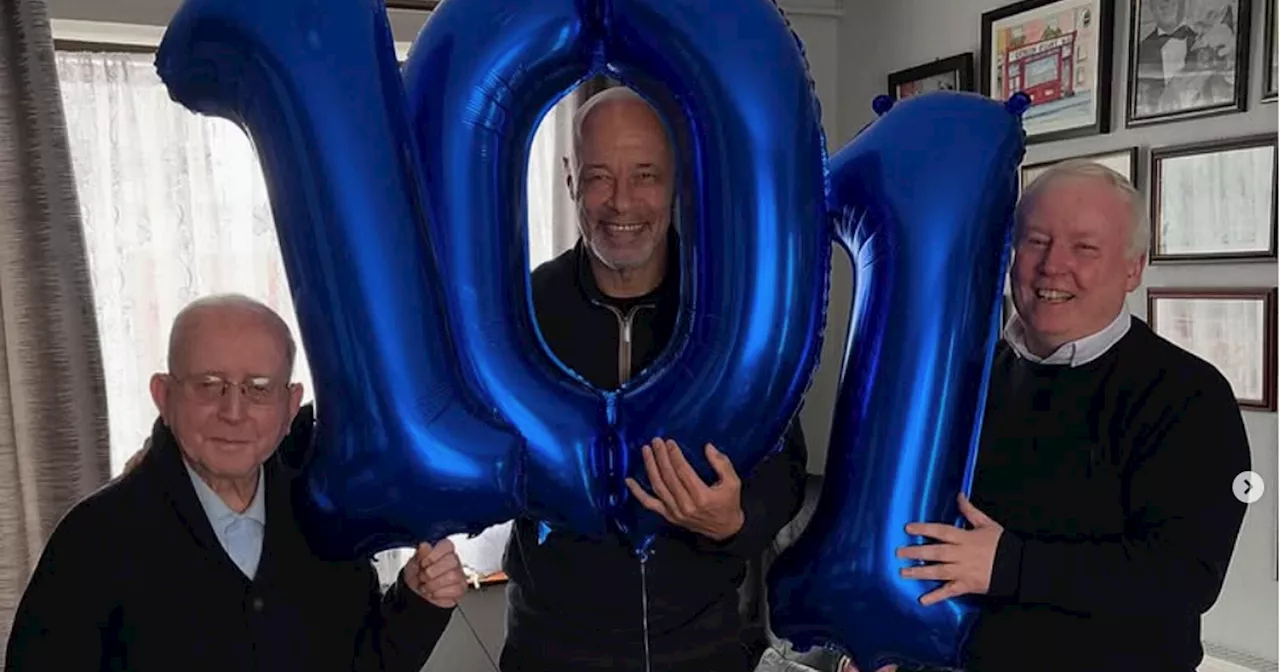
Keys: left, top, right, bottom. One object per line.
{"left": 1125, "top": 252, "right": 1147, "bottom": 292}
{"left": 150, "top": 373, "right": 172, "bottom": 424}
{"left": 287, "top": 383, "right": 304, "bottom": 421}
{"left": 562, "top": 156, "right": 575, "bottom": 197}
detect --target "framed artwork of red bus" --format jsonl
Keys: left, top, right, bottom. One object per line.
{"left": 981, "top": 0, "right": 1117, "bottom": 143}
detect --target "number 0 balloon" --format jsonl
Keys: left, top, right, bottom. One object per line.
{"left": 155, "top": 0, "right": 830, "bottom": 555}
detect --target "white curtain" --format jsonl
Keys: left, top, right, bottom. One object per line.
{"left": 55, "top": 49, "right": 578, "bottom": 584}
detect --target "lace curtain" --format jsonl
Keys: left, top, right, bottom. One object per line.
{"left": 55, "top": 48, "right": 577, "bottom": 583}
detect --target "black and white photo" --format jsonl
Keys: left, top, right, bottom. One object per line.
{"left": 1127, "top": 0, "right": 1251, "bottom": 124}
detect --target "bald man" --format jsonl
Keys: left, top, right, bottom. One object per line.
{"left": 501, "top": 87, "right": 809, "bottom": 671}
{"left": 5, "top": 294, "right": 467, "bottom": 672}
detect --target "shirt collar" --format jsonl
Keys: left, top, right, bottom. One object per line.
{"left": 183, "top": 458, "right": 266, "bottom": 528}
{"left": 1003, "top": 304, "right": 1131, "bottom": 367}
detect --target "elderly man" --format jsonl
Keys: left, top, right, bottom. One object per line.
{"left": 892, "top": 161, "right": 1251, "bottom": 671}
{"left": 500, "top": 87, "right": 809, "bottom": 671}
{"left": 5, "top": 294, "right": 467, "bottom": 672}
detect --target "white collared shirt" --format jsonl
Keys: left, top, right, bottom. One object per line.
{"left": 184, "top": 460, "right": 267, "bottom": 579}
{"left": 1003, "top": 304, "right": 1131, "bottom": 367}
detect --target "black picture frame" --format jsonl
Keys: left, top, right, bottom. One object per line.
{"left": 887, "top": 53, "right": 976, "bottom": 101}
{"left": 1265, "top": 0, "right": 1278, "bottom": 101}
{"left": 1125, "top": 0, "right": 1252, "bottom": 126}
{"left": 1149, "top": 134, "right": 1278, "bottom": 262}
{"left": 1147, "top": 287, "right": 1277, "bottom": 410}
{"left": 980, "top": 0, "right": 1116, "bottom": 144}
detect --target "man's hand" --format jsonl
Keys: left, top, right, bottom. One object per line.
{"left": 897, "top": 493, "right": 1003, "bottom": 606}
{"left": 122, "top": 438, "right": 150, "bottom": 475}
{"left": 403, "top": 540, "right": 467, "bottom": 609}
{"left": 624, "top": 438, "right": 744, "bottom": 542}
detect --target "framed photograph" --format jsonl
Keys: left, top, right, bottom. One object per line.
{"left": 888, "top": 53, "right": 975, "bottom": 101}
{"left": 1146, "top": 288, "right": 1276, "bottom": 410}
{"left": 1020, "top": 147, "right": 1139, "bottom": 191}
{"left": 1265, "top": 0, "right": 1278, "bottom": 101}
{"left": 981, "top": 0, "right": 1115, "bottom": 143}
{"left": 1126, "top": 0, "right": 1251, "bottom": 125}
{"left": 1150, "top": 135, "right": 1277, "bottom": 261}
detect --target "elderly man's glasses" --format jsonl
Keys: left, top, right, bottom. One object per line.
{"left": 172, "top": 374, "right": 288, "bottom": 405}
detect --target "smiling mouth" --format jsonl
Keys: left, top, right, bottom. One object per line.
{"left": 1034, "top": 288, "right": 1075, "bottom": 304}
{"left": 602, "top": 221, "right": 646, "bottom": 235}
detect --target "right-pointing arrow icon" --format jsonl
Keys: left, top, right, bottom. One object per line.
{"left": 1234, "top": 471, "right": 1265, "bottom": 504}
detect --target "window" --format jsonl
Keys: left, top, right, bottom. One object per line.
{"left": 56, "top": 45, "right": 575, "bottom": 584}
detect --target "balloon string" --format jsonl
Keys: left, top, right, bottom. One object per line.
{"left": 640, "top": 556, "right": 651, "bottom": 672}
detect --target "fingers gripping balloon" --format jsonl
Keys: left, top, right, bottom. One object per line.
{"left": 155, "top": 0, "right": 830, "bottom": 556}
{"left": 766, "top": 93, "right": 1030, "bottom": 671}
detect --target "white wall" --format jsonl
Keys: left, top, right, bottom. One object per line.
{"left": 835, "top": 0, "right": 1279, "bottom": 665}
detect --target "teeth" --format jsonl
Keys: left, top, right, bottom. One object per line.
{"left": 606, "top": 223, "right": 644, "bottom": 233}
{"left": 1036, "top": 289, "right": 1072, "bottom": 302}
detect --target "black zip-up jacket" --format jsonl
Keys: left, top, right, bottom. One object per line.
{"left": 500, "top": 237, "right": 810, "bottom": 672}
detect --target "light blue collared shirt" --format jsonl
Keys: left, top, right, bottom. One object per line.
{"left": 184, "top": 460, "right": 266, "bottom": 580}
{"left": 1004, "top": 304, "right": 1132, "bottom": 367}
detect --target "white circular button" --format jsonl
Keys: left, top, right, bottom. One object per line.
{"left": 1233, "top": 471, "right": 1265, "bottom": 504}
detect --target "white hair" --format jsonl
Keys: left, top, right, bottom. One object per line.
{"left": 167, "top": 293, "right": 297, "bottom": 376}
{"left": 1015, "top": 158, "right": 1149, "bottom": 259}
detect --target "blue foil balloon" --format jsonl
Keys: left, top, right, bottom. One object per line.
{"left": 155, "top": 0, "right": 534, "bottom": 556}
{"left": 157, "top": 0, "right": 829, "bottom": 557}
{"left": 601, "top": 0, "right": 830, "bottom": 548}
{"left": 401, "top": 0, "right": 830, "bottom": 550}
{"left": 766, "top": 92, "right": 1028, "bottom": 671}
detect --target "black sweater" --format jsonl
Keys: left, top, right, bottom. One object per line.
{"left": 500, "top": 240, "right": 809, "bottom": 672}
{"left": 4, "top": 411, "right": 453, "bottom": 672}
{"left": 962, "top": 317, "right": 1250, "bottom": 672}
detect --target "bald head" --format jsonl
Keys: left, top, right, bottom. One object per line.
{"left": 572, "top": 87, "right": 672, "bottom": 166}
{"left": 567, "top": 86, "right": 676, "bottom": 293}
{"left": 167, "top": 293, "right": 296, "bottom": 377}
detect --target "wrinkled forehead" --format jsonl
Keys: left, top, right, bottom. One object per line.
{"left": 578, "top": 103, "right": 673, "bottom": 164}
{"left": 1020, "top": 178, "right": 1130, "bottom": 237}
{"left": 173, "top": 309, "right": 290, "bottom": 376}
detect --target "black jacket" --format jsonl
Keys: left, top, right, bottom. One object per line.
{"left": 501, "top": 238, "right": 810, "bottom": 672}
{"left": 963, "top": 319, "right": 1250, "bottom": 672}
{"left": 4, "top": 408, "right": 452, "bottom": 672}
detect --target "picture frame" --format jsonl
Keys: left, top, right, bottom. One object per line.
{"left": 1146, "top": 287, "right": 1277, "bottom": 410}
{"left": 980, "top": 0, "right": 1115, "bottom": 144}
{"left": 1150, "top": 135, "right": 1277, "bottom": 262}
{"left": 1020, "top": 147, "right": 1140, "bottom": 191}
{"left": 1265, "top": 0, "right": 1278, "bottom": 101}
{"left": 1126, "top": 0, "right": 1252, "bottom": 126}
{"left": 888, "top": 53, "right": 976, "bottom": 101}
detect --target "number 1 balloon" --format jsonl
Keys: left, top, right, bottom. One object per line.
{"left": 766, "top": 92, "right": 1029, "bottom": 671}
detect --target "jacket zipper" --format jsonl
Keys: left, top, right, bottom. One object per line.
{"left": 594, "top": 301, "right": 652, "bottom": 385}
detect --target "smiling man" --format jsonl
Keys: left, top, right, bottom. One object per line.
{"left": 500, "top": 86, "right": 809, "bottom": 672}
{"left": 895, "top": 161, "right": 1251, "bottom": 672}
{"left": 5, "top": 294, "right": 466, "bottom": 672}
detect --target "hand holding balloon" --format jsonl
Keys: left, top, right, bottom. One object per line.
{"left": 898, "top": 493, "right": 1004, "bottom": 606}
{"left": 625, "top": 439, "right": 745, "bottom": 542}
